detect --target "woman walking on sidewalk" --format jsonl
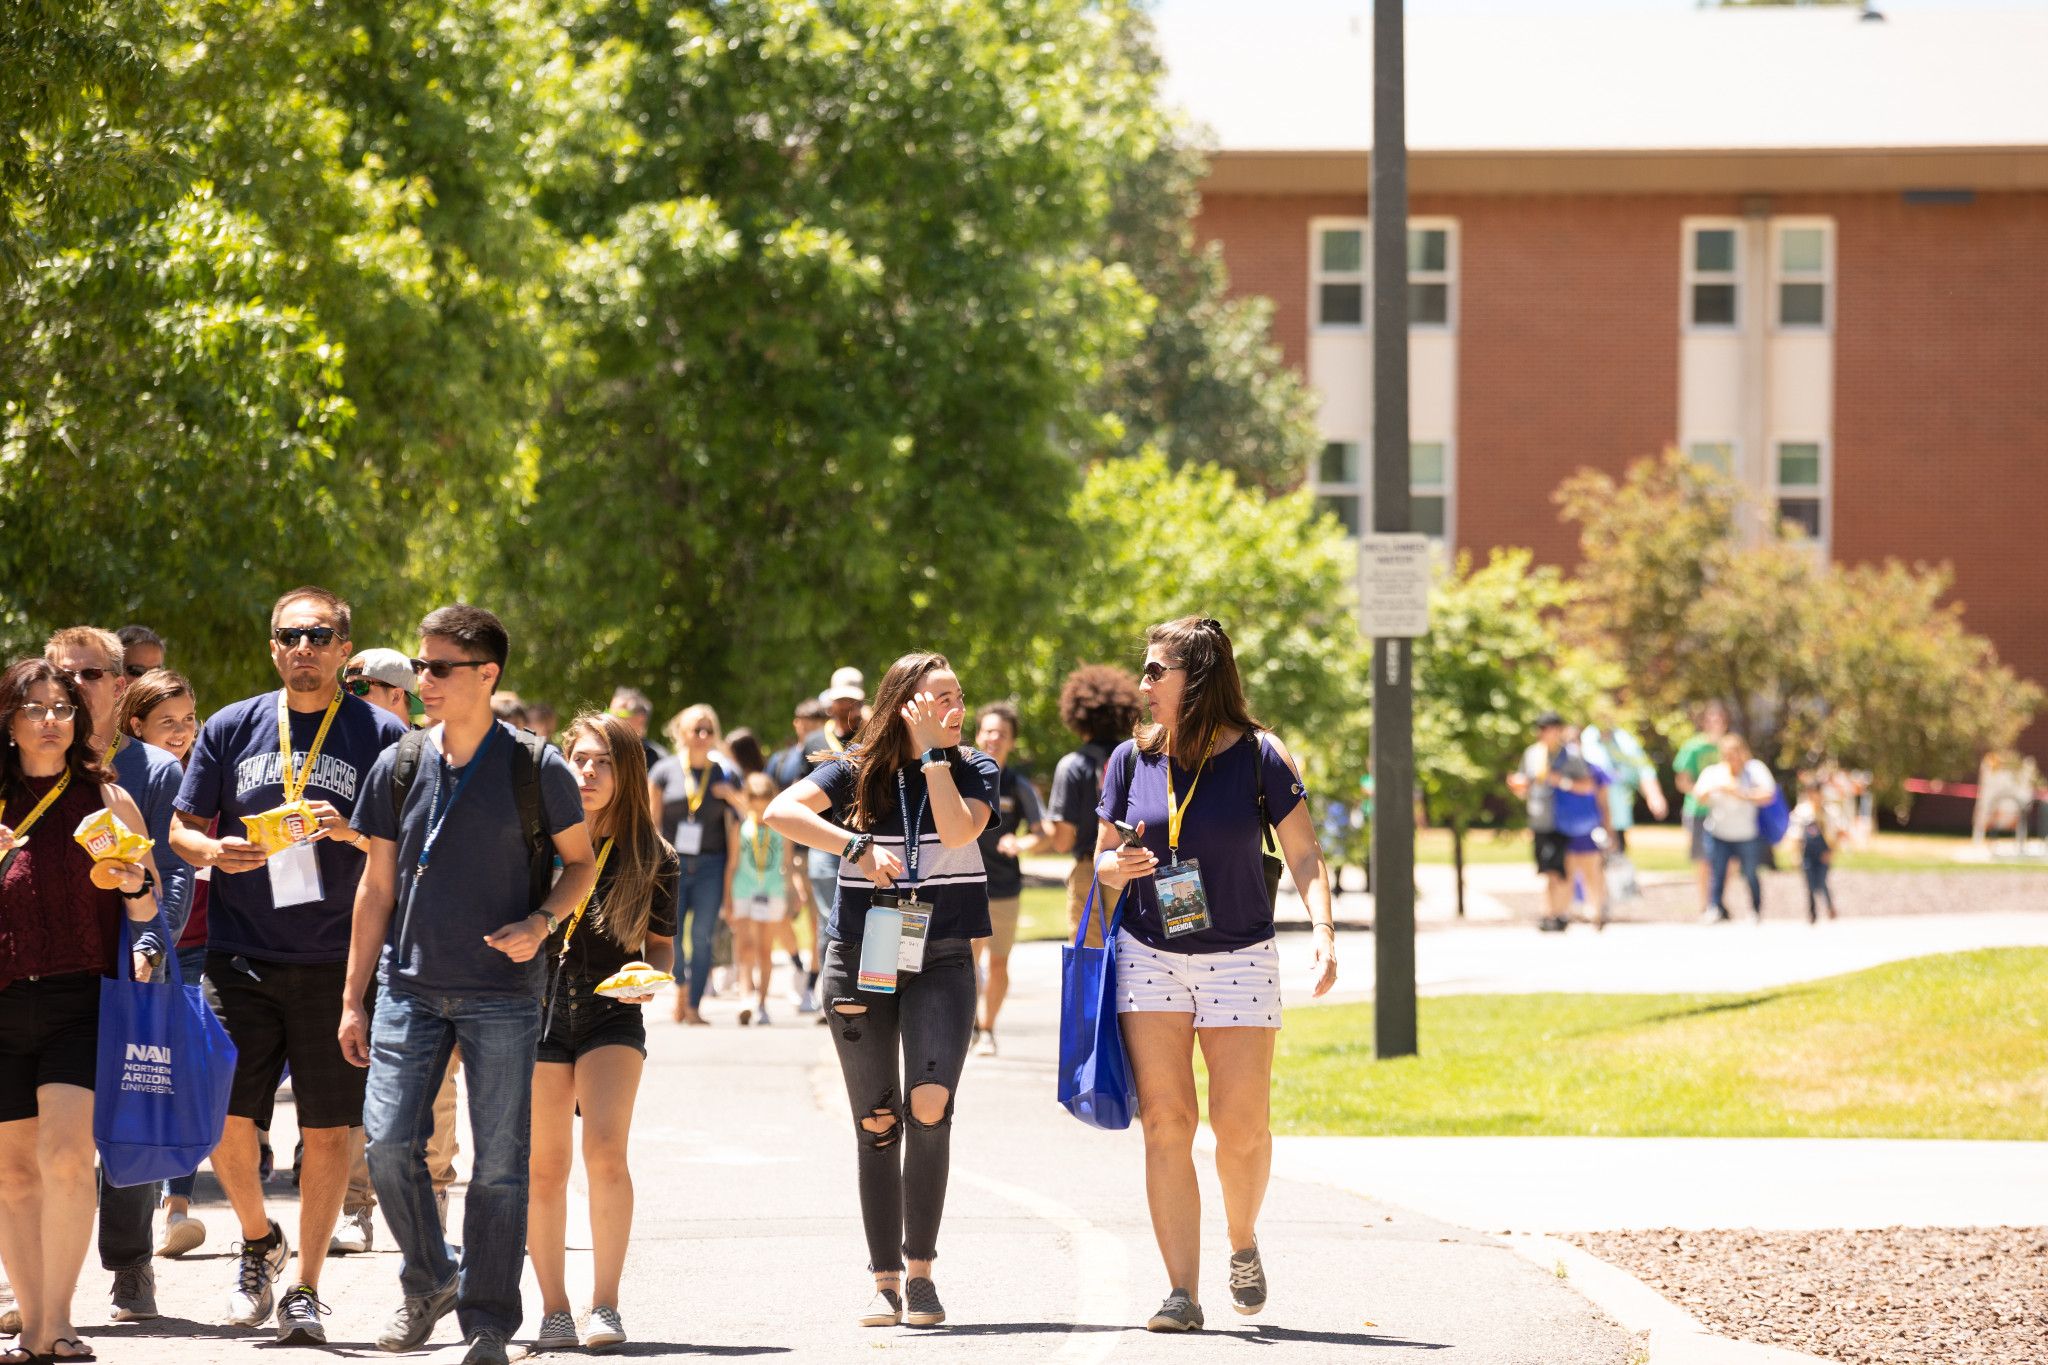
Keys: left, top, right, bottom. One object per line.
{"left": 1093, "top": 617, "right": 1338, "bottom": 1333}
{"left": 765, "top": 652, "right": 998, "bottom": 1329}
{"left": 648, "top": 706, "right": 739, "bottom": 1024}
{"left": 528, "top": 712, "right": 677, "bottom": 1353}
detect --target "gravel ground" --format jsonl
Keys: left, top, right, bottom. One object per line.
{"left": 1499, "top": 868, "right": 2048, "bottom": 926}
{"left": 1562, "top": 1227, "right": 2048, "bottom": 1365}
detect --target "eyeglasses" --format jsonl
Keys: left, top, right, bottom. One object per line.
{"left": 1141, "top": 662, "right": 1184, "bottom": 683}
{"left": 21, "top": 702, "right": 78, "bottom": 724}
{"left": 410, "top": 657, "right": 491, "bottom": 680}
{"left": 60, "top": 667, "right": 111, "bottom": 685}
{"left": 123, "top": 664, "right": 152, "bottom": 679}
{"left": 345, "top": 678, "right": 387, "bottom": 698}
{"left": 273, "top": 626, "right": 339, "bottom": 648}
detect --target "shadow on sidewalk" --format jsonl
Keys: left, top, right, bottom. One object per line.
{"left": 932, "top": 1322, "right": 1449, "bottom": 1349}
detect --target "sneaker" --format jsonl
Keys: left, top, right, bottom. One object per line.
{"left": 1147, "top": 1288, "right": 1204, "bottom": 1332}
{"left": 377, "top": 1275, "right": 458, "bottom": 1352}
{"left": 860, "top": 1287, "right": 903, "bottom": 1327}
{"left": 329, "top": 1205, "right": 374, "bottom": 1255}
{"left": 797, "top": 986, "right": 818, "bottom": 1014}
{"left": 755, "top": 1006, "right": 772, "bottom": 1027}
{"left": 535, "top": 1310, "right": 577, "bottom": 1350}
{"left": 276, "top": 1283, "right": 331, "bottom": 1345}
{"left": 110, "top": 1263, "right": 158, "bottom": 1321}
{"left": 225, "top": 1222, "right": 290, "bottom": 1326}
{"left": 904, "top": 1277, "right": 945, "bottom": 1327}
{"left": 462, "top": 1329, "right": 511, "bottom": 1365}
{"left": 582, "top": 1305, "right": 626, "bottom": 1350}
{"left": 974, "top": 1030, "right": 998, "bottom": 1058}
{"left": 157, "top": 1209, "right": 206, "bottom": 1258}
{"left": 1228, "top": 1244, "right": 1268, "bottom": 1316}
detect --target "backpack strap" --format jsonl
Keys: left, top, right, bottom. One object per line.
{"left": 509, "top": 728, "right": 554, "bottom": 913}
{"left": 1117, "top": 741, "right": 1138, "bottom": 823}
{"left": 390, "top": 729, "right": 430, "bottom": 825}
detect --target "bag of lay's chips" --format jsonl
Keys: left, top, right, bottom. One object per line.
{"left": 595, "top": 961, "right": 674, "bottom": 999}
{"left": 243, "top": 800, "right": 320, "bottom": 855}
{"left": 74, "top": 808, "right": 154, "bottom": 865}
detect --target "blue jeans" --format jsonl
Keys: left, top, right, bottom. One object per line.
{"left": 364, "top": 984, "right": 539, "bottom": 1340}
{"left": 675, "top": 855, "right": 726, "bottom": 1009}
{"left": 1706, "top": 833, "right": 1763, "bottom": 917}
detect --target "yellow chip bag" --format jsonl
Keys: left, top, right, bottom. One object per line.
{"left": 594, "top": 960, "right": 674, "bottom": 999}
{"left": 73, "top": 809, "right": 155, "bottom": 865}
{"left": 243, "top": 801, "right": 321, "bottom": 856}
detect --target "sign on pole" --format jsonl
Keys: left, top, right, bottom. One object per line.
{"left": 1359, "top": 534, "right": 1432, "bottom": 639}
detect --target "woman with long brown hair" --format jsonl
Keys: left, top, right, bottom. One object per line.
{"left": 528, "top": 712, "right": 678, "bottom": 1353}
{"left": 0, "top": 658, "right": 166, "bottom": 1365}
{"left": 765, "top": 651, "right": 997, "bottom": 1329}
{"left": 1093, "top": 617, "right": 1338, "bottom": 1333}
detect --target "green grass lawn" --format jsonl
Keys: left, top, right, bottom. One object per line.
{"left": 1264, "top": 949, "right": 2048, "bottom": 1140}
{"left": 1412, "top": 825, "right": 2024, "bottom": 876}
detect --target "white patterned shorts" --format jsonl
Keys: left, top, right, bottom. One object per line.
{"left": 1114, "top": 929, "right": 1282, "bottom": 1030}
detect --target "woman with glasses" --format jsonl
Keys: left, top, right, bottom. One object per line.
{"left": 765, "top": 651, "right": 997, "bottom": 1329}
{"left": 1, "top": 659, "right": 168, "bottom": 1365}
{"left": 528, "top": 712, "right": 676, "bottom": 1353}
{"left": 1093, "top": 617, "right": 1338, "bottom": 1333}
{"left": 647, "top": 706, "right": 740, "bottom": 1025}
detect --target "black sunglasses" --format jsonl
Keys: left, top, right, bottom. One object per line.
{"left": 122, "top": 663, "right": 153, "bottom": 679}
{"left": 345, "top": 678, "right": 382, "bottom": 697}
{"left": 273, "top": 626, "right": 339, "bottom": 648}
{"left": 1141, "top": 662, "right": 1184, "bottom": 683}
{"left": 410, "top": 657, "right": 491, "bottom": 680}
{"left": 61, "top": 667, "right": 112, "bottom": 684}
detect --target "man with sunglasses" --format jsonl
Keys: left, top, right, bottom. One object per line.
{"left": 117, "top": 624, "right": 167, "bottom": 678}
{"left": 347, "top": 648, "right": 424, "bottom": 729}
{"left": 45, "top": 626, "right": 194, "bottom": 1324}
{"left": 169, "top": 587, "right": 407, "bottom": 1344}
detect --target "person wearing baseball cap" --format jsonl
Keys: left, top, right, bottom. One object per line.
{"left": 347, "top": 649, "right": 423, "bottom": 728}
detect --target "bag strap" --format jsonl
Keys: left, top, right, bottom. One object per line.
{"left": 1072, "top": 874, "right": 1129, "bottom": 949}
{"left": 390, "top": 728, "right": 429, "bottom": 824}
{"left": 1252, "top": 731, "right": 1280, "bottom": 857}
{"left": 1117, "top": 741, "right": 1137, "bottom": 823}
{"left": 509, "top": 728, "right": 553, "bottom": 912}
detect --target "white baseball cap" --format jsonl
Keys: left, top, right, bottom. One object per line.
{"left": 819, "top": 666, "right": 865, "bottom": 705}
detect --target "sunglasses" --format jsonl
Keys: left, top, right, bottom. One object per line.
{"left": 273, "top": 626, "right": 339, "bottom": 648}
{"left": 123, "top": 664, "right": 153, "bottom": 679}
{"left": 410, "top": 657, "right": 491, "bottom": 680}
{"left": 60, "top": 667, "right": 112, "bottom": 684}
{"left": 21, "top": 701, "right": 78, "bottom": 723}
{"left": 1141, "top": 662, "right": 1184, "bottom": 683}
{"left": 345, "top": 678, "right": 389, "bottom": 697}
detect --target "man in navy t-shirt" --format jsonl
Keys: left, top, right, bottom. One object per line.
{"left": 341, "top": 604, "right": 593, "bottom": 1365}
{"left": 169, "top": 587, "right": 406, "bottom": 1342}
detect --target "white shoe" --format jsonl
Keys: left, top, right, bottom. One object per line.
{"left": 157, "top": 1209, "right": 207, "bottom": 1258}
{"left": 756, "top": 1006, "right": 772, "bottom": 1027}
{"left": 329, "top": 1205, "right": 373, "bottom": 1255}
{"left": 974, "top": 1031, "right": 998, "bottom": 1058}
{"left": 225, "top": 1222, "right": 290, "bottom": 1326}
{"left": 582, "top": 1304, "right": 627, "bottom": 1350}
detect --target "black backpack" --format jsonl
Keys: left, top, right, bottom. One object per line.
{"left": 390, "top": 726, "right": 555, "bottom": 914}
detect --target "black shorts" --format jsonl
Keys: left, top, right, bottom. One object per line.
{"left": 203, "top": 953, "right": 366, "bottom": 1130}
{"left": 536, "top": 987, "right": 647, "bottom": 1066}
{"left": 1610, "top": 828, "right": 1629, "bottom": 854}
{"left": 0, "top": 973, "right": 102, "bottom": 1122}
{"left": 1532, "top": 830, "right": 1570, "bottom": 877}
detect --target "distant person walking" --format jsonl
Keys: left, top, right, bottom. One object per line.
{"left": 648, "top": 707, "right": 740, "bottom": 1025}
{"left": 1506, "top": 712, "right": 1604, "bottom": 932}
{"left": 1048, "top": 665, "right": 1142, "bottom": 948}
{"left": 1672, "top": 701, "right": 1732, "bottom": 915}
{"left": 969, "top": 702, "right": 1050, "bottom": 1057}
{"left": 1790, "top": 777, "right": 1841, "bottom": 923}
{"left": 1693, "top": 734, "right": 1776, "bottom": 923}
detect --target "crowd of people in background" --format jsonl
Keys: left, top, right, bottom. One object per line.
{"left": 0, "top": 594, "right": 1337, "bottom": 1361}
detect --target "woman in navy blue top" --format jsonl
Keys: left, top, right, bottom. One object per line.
{"left": 1093, "top": 616, "right": 1338, "bottom": 1333}
{"left": 765, "top": 650, "right": 996, "bottom": 1330}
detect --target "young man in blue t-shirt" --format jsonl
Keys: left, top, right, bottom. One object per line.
{"left": 169, "top": 588, "right": 407, "bottom": 1342}
{"left": 342, "top": 604, "right": 594, "bottom": 1365}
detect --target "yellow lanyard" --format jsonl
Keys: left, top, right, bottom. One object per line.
{"left": 556, "top": 837, "right": 615, "bottom": 955}
{"left": 745, "top": 821, "right": 772, "bottom": 875}
{"left": 278, "top": 689, "right": 344, "bottom": 805}
{"left": 1163, "top": 732, "right": 1216, "bottom": 863}
{"left": 681, "top": 762, "right": 712, "bottom": 817}
{"left": 103, "top": 737, "right": 120, "bottom": 765}
{"left": 1, "top": 769, "right": 73, "bottom": 842}
{"left": 822, "top": 726, "right": 846, "bottom": 754}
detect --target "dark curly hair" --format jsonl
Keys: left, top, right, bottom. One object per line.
{"left": 1058, "top": 664, "right": 1142, "bottom": 746}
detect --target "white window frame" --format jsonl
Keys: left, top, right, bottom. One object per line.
{"left": 1771, "top": 217, "right": 1834, "bottom": 334}
{"left": 1407, "top": 218, "right": 1458, "bottom": 333}
{"left": 1685, "top": 439, "right": 1740, "bottom": 481}
{"left": 1770, "top": 436, "right": 1830, "bottom": 549}
{"left": 1311, "top": 218, "right": 1369, "bottom": 333}
{"left": 1409, "top": 437, "right": 1454, "bottom": 546}
{"left": 1682, "top": 217, "right": 1745, "bottom": 333}
{"left": 1312, "top": 438, "right": 1365, "bottom": 537}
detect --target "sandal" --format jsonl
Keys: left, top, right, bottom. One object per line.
{"left": 46, "top": 1339, "right": 98, "bottom": 1362}
{"left": 3, "top": 1346, "right": 34, "bottom": 1365}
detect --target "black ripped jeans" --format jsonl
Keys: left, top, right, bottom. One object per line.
{"left": 818, "top": 935, "right": 976, "bottom": 1271}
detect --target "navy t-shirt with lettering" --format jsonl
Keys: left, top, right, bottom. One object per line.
{"left": 176, "top": 690, "right": 407, "bottom": 963}
{"left": 1096, "top": 733, "right": 1304, "bottom": 955}
{"left": 353, "top": 721, "right": 586, "bottom": 1000}
{"left": 814, "top": 748, "right": 998, "bottom": 945}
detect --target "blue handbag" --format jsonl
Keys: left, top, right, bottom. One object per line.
{"left": 1758, "top": 787, "right": 1792, "bottom": 846}
{"left": 1057, "top": 878, "right": 1137, "bottom": 1131}
{"left": 95, "top": 921, "right": 237, "bottom": 1187}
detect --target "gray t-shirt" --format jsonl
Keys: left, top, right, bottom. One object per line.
{"left": 353, "top": 721, "right": 585, "bottom": 999}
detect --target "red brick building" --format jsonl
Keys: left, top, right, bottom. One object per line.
{"left": 1159, "top": 6, "right": 2048, "bottom": 758}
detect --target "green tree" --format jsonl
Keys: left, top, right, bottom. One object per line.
{"left": 1413, "top": 549, "right": 1614, "bottom": 916}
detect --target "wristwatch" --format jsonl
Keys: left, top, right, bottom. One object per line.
{"left": 535, "top": 909, "right": 559, "bottom": 934}
{"left": 118, "top": 870, "right": 157, "bottom": 900}
{"left": 920, "top": 746, "right": 961, "bottom": 770}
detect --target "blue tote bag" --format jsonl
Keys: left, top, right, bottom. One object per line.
{"left": 1057, "top": 878, "right": 1137, "bottom": 1131}
{"left": 1758, "top": 786, "right": 1792, "bottom": 846}
{"left": 95, "top": 921, "right": 237, "bottom": 1187}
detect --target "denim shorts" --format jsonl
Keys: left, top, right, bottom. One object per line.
{"left": 536, "top": 988, "right": 647, "bottom": 1065}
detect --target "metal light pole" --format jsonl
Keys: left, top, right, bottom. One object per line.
{"left": 1371, "top": 0, "right": 1418, "bottom": 1059}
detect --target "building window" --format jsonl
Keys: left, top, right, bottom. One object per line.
{"left": 1684, "top": 221, "right": 1742, "bottom": 329}
{"left": 1774, "top": 222, "right": 1832, "bottom": 331}
{"left": 1687, "top": 441, "right": 1737, "bottom": 479}
{"left": 1315, "top": 440, "right": 1362, "bottom": 534}
{"left": 1408, "top": 223, "right": 1455, "bottom": 328}
{"left": 1774, "top": 440, "right": 1827, "bottom": 544}
{"left": 1314, "top": 224, "right": 1367, "bottom": 329}
{"left": 1411, "top": 440, "right": 1450, "bottom": 539}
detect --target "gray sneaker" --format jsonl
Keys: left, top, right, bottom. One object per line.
{"left": 1147, "top": 1288, "right": 1204, "bottom": 1332}
{"left": 377, "top": 1275, "right": 458, "bottom": 1352}
{"left": 329, "top": 1205, "right": 373, "bottom": 1255}
{"left": 859, "top": 1287, "right": 903, "bottom": 1327}
{"left": 1228, "top": 1243, "right": 1268, "bottom": 1316}
{"left": 535, "top": 1310, "right": 578, "bottom": 1350}
{"left": 904, "top": 1277, "right": 945, "bottom": 1327}
{"left": 462, "top": 1329, "right": 511, "bottom": 1365}
{"left": 276, "top": 1283, "right": 330, "bottom": 1344}
{"left": 111, "top": 1263, "right": 158, "bottom": 1321}
{"left": 225, "top": 1223, "right": 290, "bottom": 1326}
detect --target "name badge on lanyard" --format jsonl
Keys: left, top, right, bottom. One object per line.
{"left": 894, "top": 770, "right": 931, "bottom": 972}
{"left": 269, "top": 689, "right": 343, "bottom": 907}
{"left": 1160, "top": 736, "right": 1217, "bottom": 939}
{"left": 675, "top": 762, "right": 713, "bottom": 857}
{"left": 268, "top": 840, "right": 325, "bottom": 908}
